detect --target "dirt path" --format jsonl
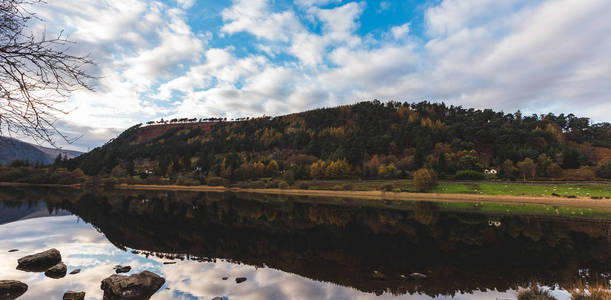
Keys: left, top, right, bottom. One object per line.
{"left": 117, "top": 184, "right": 611, "bottom": 211}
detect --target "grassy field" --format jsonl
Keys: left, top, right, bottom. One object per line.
{"left": 291, "top": 179, "right": 611, "bottom": 198}
{"left": 436, "top": 201, "right": 611, "bottom": 219}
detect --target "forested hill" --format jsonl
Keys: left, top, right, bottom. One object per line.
{"left": 63, "top": 101, "right": 611, "bottom": 181}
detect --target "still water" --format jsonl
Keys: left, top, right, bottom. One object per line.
{"left": 0, "top": 187, "right": 608, "bottom": 300}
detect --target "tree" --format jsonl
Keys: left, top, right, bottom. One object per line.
{"left": 413, "top": 168, "right": 438, "bottom": 192}
{"left": 546, "top": 162, "right": 563, "bottom": 178}
{"left": 325, "top": 159, "right": 351, "bottom": 178}
{"left": 536, "top": 154, "right": 553, "bottom": 177}
{"left": 501, "top": 159, "right": 518, "bottom": 180}
{"left": 1, "top": 0, "right": 94, "bottom": 145}
{"left": 596, "top": 163, "right": 611, "bottom": 179}
{"left": 517, "top": 158, "right": 536, "bottom": 181}
{"left": 309, "top": 160, "right": 326, "bottom": 179}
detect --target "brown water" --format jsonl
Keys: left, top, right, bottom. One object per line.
{"left": 0, "top": 187, "right": 609, "bottom": 299}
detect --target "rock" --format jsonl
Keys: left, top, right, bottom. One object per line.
{"left": 235, "top": 277, "right": 247, "bottom": 284}
{"left": 45, "top": 262, "right": 67, "bottom": 279}
{"left": 0, "top": 280, "right": 28, "bottom": 299}
{"left": 212, "top": 297, "right": 224, "bottom": 300}
{"left": 100, "top": 271, "right": 165, "bottom": 300}
{"left": 221, "top": 277, "right": 228, "bottom": 280}
{"left": 409, "top": 272, "right": 427, "bottom": 279}
{"left": 63, "top": 291, "right": 85, "bottom": 300}
{"left": 8, "top": 249, "right": 18, "bottom": 253}
{"left": 69, "top": 269, "right": 81, "bottom": 275}
{"left": 371, "top": 270, "right": 386, "bottom": 279}
{"left": 115, "top": 266, "right": 131, "bottom": 274}
{"left": 16, "top": 248, "right": 62, "bottom": 272}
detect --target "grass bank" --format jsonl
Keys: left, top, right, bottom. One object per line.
{"left": 118, "top": 183, "right": 611, "bottom": 213}
{"left": 288, "top": 179, "right": 611, "bottom": 198}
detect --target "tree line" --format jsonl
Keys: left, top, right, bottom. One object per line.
{"left": 58, "top": 100, "right": 611, "bottom": 184}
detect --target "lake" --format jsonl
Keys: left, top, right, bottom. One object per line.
{"left": 0, "top": 187, "right": 609, "bottom": 300}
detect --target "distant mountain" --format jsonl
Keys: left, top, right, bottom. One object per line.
{"left": 0, "top": 137, "right": 83, "bottom": 165}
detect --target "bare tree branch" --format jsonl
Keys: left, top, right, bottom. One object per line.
{"left": 0, "top": 0, "right": 94, "bottom": 146}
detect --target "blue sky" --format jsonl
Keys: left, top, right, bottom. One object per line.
{"left": 21, "top": 0, "right": 611, "bottom": 151}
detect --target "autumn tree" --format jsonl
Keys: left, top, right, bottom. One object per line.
{"left": 517, "top": 158, "right": 536, "bottom": 181}
{"left": 0, "top": 0, "right": 94, "bottom": 144}
{"left": 309, "top": 160, "right": 326, "bottom": 179}
{"left": 413, "top": 168, "right": 438, "bottom": 192}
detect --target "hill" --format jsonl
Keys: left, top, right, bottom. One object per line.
{"left": 63, "top": 101, "right": 611, "bottom": 182}
{"left": 0, "top": 137, "right": 83, "bottom": 165}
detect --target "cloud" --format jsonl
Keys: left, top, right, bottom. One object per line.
{"left": 391, "top": 23, "right": 410, "bottom": 40}
{"left": 221, "top": 0, "right": 304, "bottom": 42}
{"left": 18, "top": 0, "right": 611, "bottom": 150}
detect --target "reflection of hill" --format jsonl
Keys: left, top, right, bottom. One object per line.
{"left": 39, "top": 190, "right": 609, "bottom": 298}
{"left": 0, "top": 202, "right": 69, "bottom": 225}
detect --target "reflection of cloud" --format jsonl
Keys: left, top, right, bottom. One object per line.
{"left": 0, "top": 215, "right": 522, "bottom": 300}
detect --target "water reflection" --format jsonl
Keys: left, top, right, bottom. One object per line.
{"left": 0, "top": 187, "right": 608, "bottom": 300}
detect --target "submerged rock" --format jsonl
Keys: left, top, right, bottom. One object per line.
{"left": 45, "top": 262, "right": 67, "bottom": 279}
{"left": 115, "top": 266, "right": 131, "bottom": 274}
{"left": 69, "top": 269, "right": 81, "bottom": 275}
{"left": 371, "top": 270, "right": 386, "bottom": 279}
{"left": 0, "top": 280, "right": 28, "bottom": 299}
{"left": 409, "top": 272, "right": 428, "bottom": 279}
{"left": 8, "top": 249, "right": 18, "bottom": 253}
{"left": 16, "top": 248, "right": 62, "bottom": 272}
{"left": 63, "top": 291, "right": 85, "bottom": 300}
{"left": 100, "top": 271, "right": 165, "bottom": 300}
{"left": 235, "top": 277, "right": 247, "bottom": 284}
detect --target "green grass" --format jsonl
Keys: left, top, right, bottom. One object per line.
{"left": 435, "top": 183, "right": 611, "bottom": 197}
{"left": 437, "top": 201, "right": 611, "bottom": 219}
{"left": 292, "top": 179, "right": 611, "bottom": 198}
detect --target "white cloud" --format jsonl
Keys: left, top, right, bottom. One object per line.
{"left": 391, "top": 23, "right": 410, "bottom": 40}
{"left": 221, "top": 0, "right": 304, "bottom": 42}
{"left": 310, "top": 2, "right": 364, "bottom": 46}
{"left": 176, "top": 0, "right": 194, "bottom": 9}
{"left": 18, "top": 0, "right": 611, "bottom": 150}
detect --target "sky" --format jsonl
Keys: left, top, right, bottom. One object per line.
{"left": 19, "top": 0, "right": 611, "bottom": 151}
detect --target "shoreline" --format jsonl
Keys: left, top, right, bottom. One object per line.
{"left": 2, "top": 182, "right": 610, "bottom": 211}
{"left": 117, "top": 184, "right": 611, "bottom": 211}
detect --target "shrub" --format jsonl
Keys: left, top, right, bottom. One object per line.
{"left": 206, "top": 176, "right": 224, "bottom": 186}
{"left": 595, "top": 163, "right": 611, "bottom": 179}
{"left": 413, "top": 168, "right": 438, "bottom": 192}
{"left": 176, "top": 174, "right": 200, "bottom": 186}
{"left": 573, "top": 167, "right": 595, "bottom": 180}
{"left": 546, "top": 163, "right": 563, "bottom": 178}
{"left": 381, "top": 184, "right": 393, "bottom": 191}
{"left": 342, "top": 183, "right": 354, "bottom": 190}
{"left": 282, "top": 169, "right": 296, "bottom": 184}
{"left": 455, "top": 170, "right": 485, "bottom": 180}
{"left": 102, "top": 177, "right": 118, "bottom": 188}
{"left": 237, "top": 181, "right": 249, "bottom": 188}
{"left": 277, "top": 181, "right": 290, "bottom": 189}
{"left": 249, "top": 180, "right": 266, "bottom": 189}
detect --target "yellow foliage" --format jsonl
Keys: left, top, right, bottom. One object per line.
{"left": 309, "top": 160, "right": 326, "bottom": 179}
{"left": 397, "top": 106, "right": 411, "bottom": 118}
